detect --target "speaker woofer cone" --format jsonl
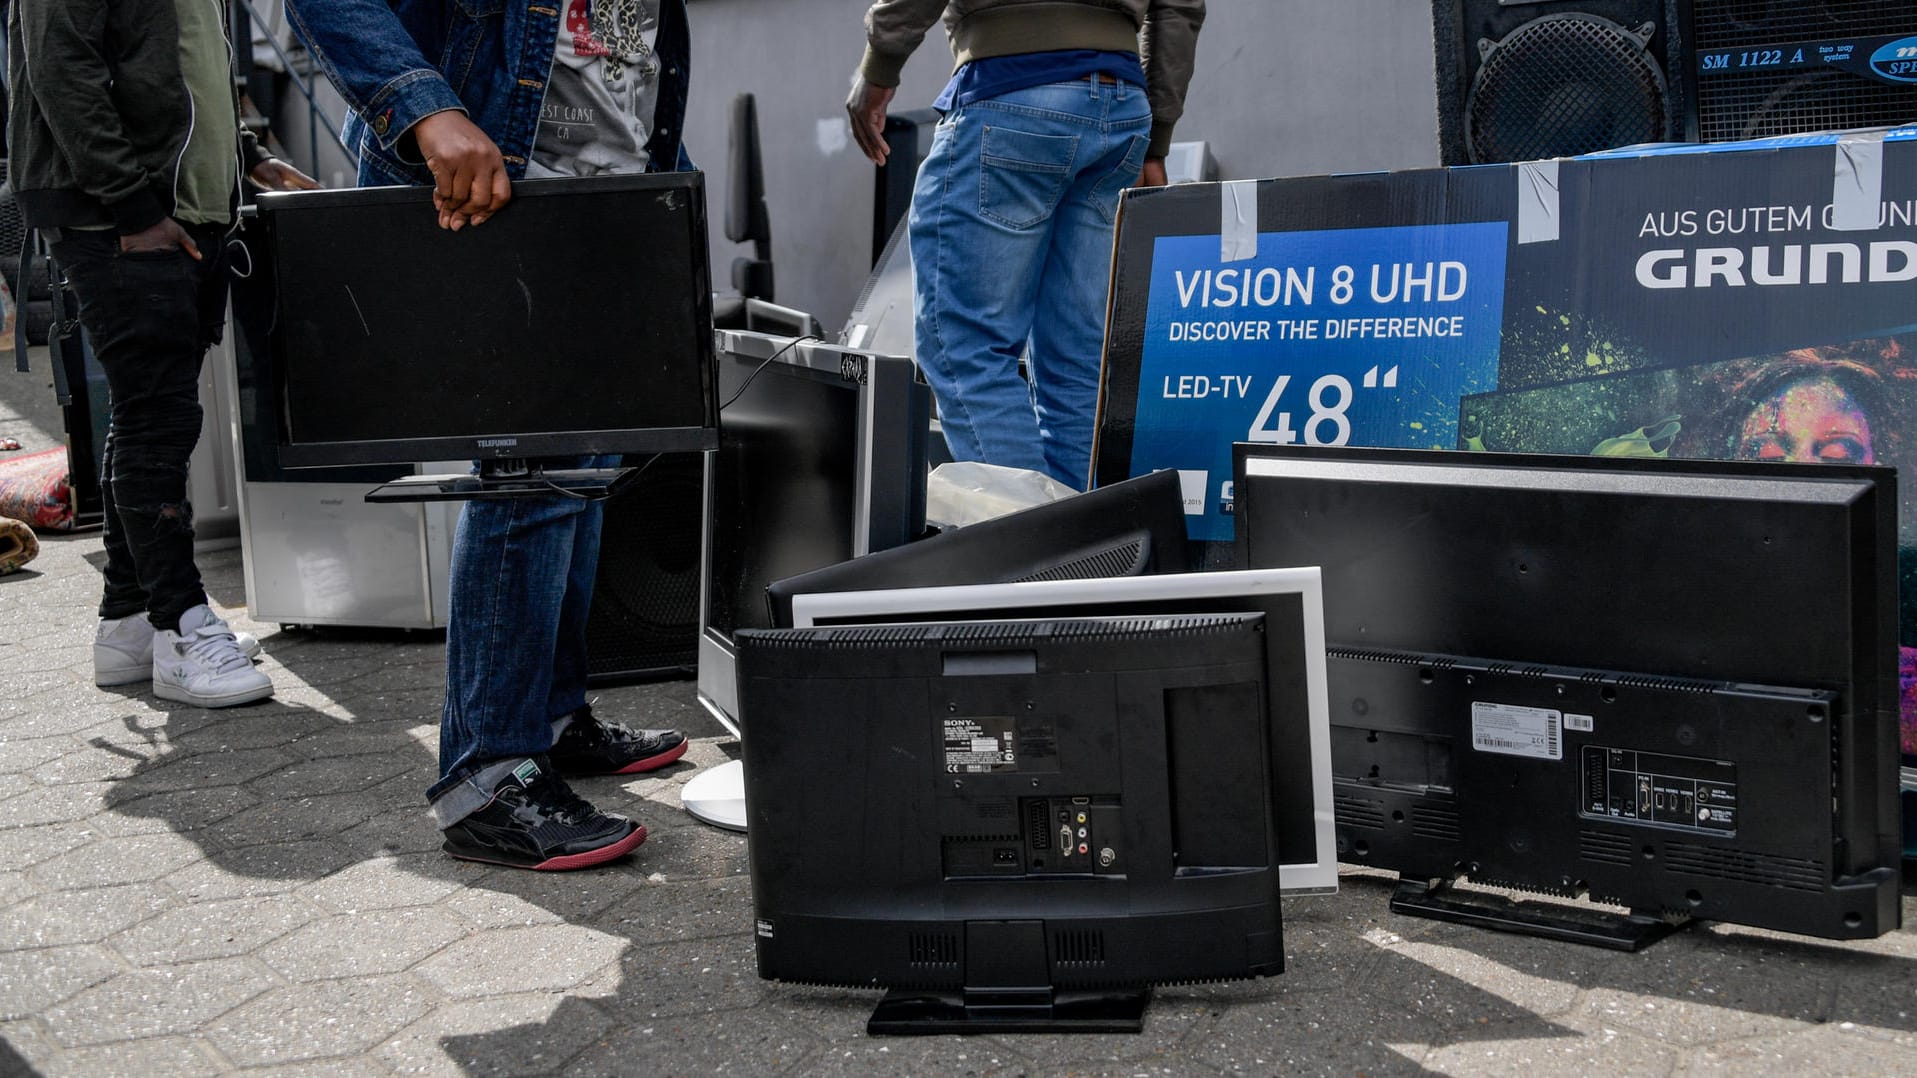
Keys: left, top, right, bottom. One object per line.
{"left": 1465, "top": 13, "right": 1673, "bottom": 164}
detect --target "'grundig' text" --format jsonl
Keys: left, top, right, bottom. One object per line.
{"left": 1635, "top": 241, "right": 1917, "bottom": 288}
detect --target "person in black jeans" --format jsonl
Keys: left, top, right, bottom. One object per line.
{"left": 9, "top": 0, "right": 313, "bottom": 706}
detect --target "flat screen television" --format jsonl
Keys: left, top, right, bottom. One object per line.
{"left": 693, "top": 329, "right": 931, "bottom": 735}
{"left": 787, "top": 567, "right": 1337, "bottom": 896}
{"left": 257, "top": 172, "right": 718, "bottom": 468}
{"left": 1233, "top": 443, "right": 1902, "bottom": 947}
{"left": 735, "top": 612, "right": 1285, "bottom": 1033}
{"left": 682, "top": 468, "right": 1191, "bottom": 831}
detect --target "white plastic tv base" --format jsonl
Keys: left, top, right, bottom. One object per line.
{"left": 686, "top": 666, "right": 748, "bottom": 831}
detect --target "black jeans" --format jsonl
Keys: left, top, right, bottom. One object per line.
{"left": 50, "top": 225, "right": 229, "bottom": 630}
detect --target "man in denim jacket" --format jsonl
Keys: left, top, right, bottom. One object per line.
{"left": 847, "top": 0, "right": 1204, "bottom": 490}
{"left": 287, "top": 0, "right": 692, "bottom": 871}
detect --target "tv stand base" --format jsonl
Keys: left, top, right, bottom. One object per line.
{"left": 1390, "top": 877, "right": 1690, "bottom": 952}
{"left": 867, "top": 986, "right": 1151, "bottom": 1035}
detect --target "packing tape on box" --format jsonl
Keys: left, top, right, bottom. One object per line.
{"left": 1220, "top": 179, "right": 1258, "bottom": 263}
{"left": 1832, "top": 131, "right": 1886, "bottom": 233}
{"left": 1516, "top": 160, "right": 1560, "bottom": 246}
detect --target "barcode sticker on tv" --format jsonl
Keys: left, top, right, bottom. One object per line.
{"left": 1470, "top": 702, "right": 1562, "bottom": 761}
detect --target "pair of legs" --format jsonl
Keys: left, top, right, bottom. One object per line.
{"left": 429, "top": 457, "right": 686, "bottom": 870}
{"left": 52, "top": 227, "right": 226, "bottom": 628}
{"left": 54, "top": 226, "right": 272, "bottom": 707}
{"left": 909, "top": 76, "right": 1153, "bottom": 490}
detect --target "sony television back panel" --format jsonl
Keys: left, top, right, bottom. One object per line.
{"left": 694, "top": 330, "right": 929, "bottom": 734}
{"left": 735, "top": 613, "right": 1283, "bottom": 1027}
{"left": 1234, "top": 444, "right": 1901, "bottom": 941}
{"left": 787, "top": 569, "right": 1337, "bottom": 896}
{"left": 260, "top": 173, "right": 717, "bottom": 468}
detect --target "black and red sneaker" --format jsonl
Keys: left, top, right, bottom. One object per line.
{"left": 548, "top": 707, "right": 689, "bottom": 776}
{"left": 440, "top": 757, "right": 646, "bottom": 871}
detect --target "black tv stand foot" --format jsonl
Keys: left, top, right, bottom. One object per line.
{"left": 1389, "top": 877, "right": 1690, "bottom": 952}
{"left": 867, "top": 987, "right": 1151, "bottom": 1035}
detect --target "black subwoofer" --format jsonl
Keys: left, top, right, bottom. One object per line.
{"left": 585, "top": 453, "right": 705, "bottom": 684}
{"left": 1689, "top": 1, "right": 1917, "bottom": 142}
{"left": 1433, "top": 1, "right": 1693, "bottom": 165}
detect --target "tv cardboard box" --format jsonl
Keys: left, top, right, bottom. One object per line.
{"left": 1089, "top": 126, "right": 1917, "bottom": 835}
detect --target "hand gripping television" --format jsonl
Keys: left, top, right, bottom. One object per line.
{"left": 735, "top": 613, "right": 1287, "bottom": 1034}
{"left": 1233, "top": 443, "right": 1902, "bottom": 949}
{"left": 256, "top": 173, "right": 719, "bottom": 495}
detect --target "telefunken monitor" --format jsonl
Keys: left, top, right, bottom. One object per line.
{"left": 1234, "top": 443, "right": 1902, "bottom": 948}
{"left": 694, "top": 329, "right": 931, "bottom": 735}
{"left": 735, "top": 613, "right": 1284, "bottom": 1034}
{"left": 259, "top": 172, "right": 718, "bottom": 468}
{"left": 788, "top": 568, "right": 1337, "bottom": 896}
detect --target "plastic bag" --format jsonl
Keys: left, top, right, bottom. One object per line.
{"left": 925, "top": 461, "right": 1076, "bottom": 529}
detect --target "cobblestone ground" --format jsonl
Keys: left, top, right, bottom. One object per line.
{"left": 4, "top": 362, "right": 1916, "bottom": 1075}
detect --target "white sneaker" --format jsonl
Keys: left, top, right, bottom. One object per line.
{"left": 95, "top": 611, "right": 261, "bottom": 687}
{"left": 151, "top": 605, "right": 275, "bottom": 708}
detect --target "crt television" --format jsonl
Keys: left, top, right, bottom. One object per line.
{"left": 694, "top": 329, "right": 931, "bottom": 734}
{"left": 787, "top": 567, "right": 1337, "bottom": 896}
{"left": 257, "top": 172, "right": 717, "bottom": 468}
{"left": 736, "top": 613, "right": 1285, "bottom": 1034}
{"left": 1234, "top": 443, "right": 1902, "bottom": 947}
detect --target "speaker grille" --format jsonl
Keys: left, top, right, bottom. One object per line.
{"left": 1692, "top": 1, "right": 1917, "bottom": 142}
{"left": 1010, "top": 537, "right": 1148, "bottom": 583}
{"left": 1467, "top": 13, "right": 1674, "bottom": 163}
{"left": 585, "top": 455, "right": 703, "bottom": 682}
{"left": 907, "top": 932, "right": 961, "bottom": 968}
{"left": 1664, "top": 841, "right": 1827, "bottom": 892}
{"left": 1052, "top": 929, "right": 1108, "bottom": 966}
{"left": 1335, "top": 794, "right": 1387, "bottom": 831}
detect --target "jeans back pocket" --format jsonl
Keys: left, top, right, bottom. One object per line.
{"left": 979, "top": 126, "right": 1078, "bottom": 231}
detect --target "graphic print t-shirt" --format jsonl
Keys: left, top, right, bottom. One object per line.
{"left": 527, "top": 0, "right": 660, "bottom": 177}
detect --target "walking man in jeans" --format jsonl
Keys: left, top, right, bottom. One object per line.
{"left": 847, "top": 0, "right": 1205, "bottom": 489}
{"left": 287, "top": 0, "right": 691, "bottom": 870}
{"left": 8, "top": 0, "right": 314, "bottom": 707}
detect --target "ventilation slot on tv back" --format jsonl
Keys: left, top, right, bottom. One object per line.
{"left": 1413, "top": 805, "right": 1461, "bottom": 843}
{"left": 1012, "top": 537, "right": 1148, "bottom": 583}
{"left": 1335, "top": 795, "right": 1387, "bottom": 831}
{"left": 907, "top": 932, "right": 961, "bottom": 968}
{"left": 1052, "top": 929, "right": 1108, "bottom": 966}
{"left": 1579, "top": 829, "right": 1635, "bottom": 866}
{"left": 1664, "top": 843, "right": 1826, "bottom": 893}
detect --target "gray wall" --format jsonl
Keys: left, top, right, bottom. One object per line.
{"left": 684, "top": 0, "right": 1443, "bottom": 333}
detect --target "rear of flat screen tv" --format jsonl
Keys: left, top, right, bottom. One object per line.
{"left": 787, "top": 568, "right": 1337, "bottom": 896}
{"left": 694, "top": 330, "right": 930, "bottom": 734}
{"left": 258, "top": 173, "right": 717, "bottom": 468}
{"left": 735, "top": 613, "right": 1284, "bottom": 1034}
{"left": 764, "top": 468, "right": 1192, "bottom": 630}
{"left": 1233, "top": 443, "right": 1902, "bottom": 947}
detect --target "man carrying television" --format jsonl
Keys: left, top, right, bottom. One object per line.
{"left": 846, "top": 0, "right": 1205, "bottom": 490}
{"left": 286, "top": 0, "right": 691, "bottom": 870}
{"left": 9, "top": 0, "right": 317, "bottom": 708}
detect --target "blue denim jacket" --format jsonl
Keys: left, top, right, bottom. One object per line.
{"left": 285, "top": 0, "right": 690, "bottom": 187}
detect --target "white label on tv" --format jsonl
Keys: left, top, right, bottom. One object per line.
{"left": 1470, "top": 702, "right": 1562, "bottom": 761}
{"left": 1176, "top": 470, "right": 1209, "bottom": 515}
{"left": 1564, "top": 713, "right": 1594, "bottom": 732}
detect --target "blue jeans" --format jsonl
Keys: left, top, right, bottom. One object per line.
{"left": 909, "top": 77, "right": 1151, "bottom": 490}
{"left": 427, "top": 455, "right": 612, "bottom": 816}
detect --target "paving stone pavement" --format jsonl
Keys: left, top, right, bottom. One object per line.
{"left": 4, "top": 377, "right": 1917, "bottom": 1075}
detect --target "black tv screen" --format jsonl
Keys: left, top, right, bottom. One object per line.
{"left": 259, "top": 173, "right": 717, "bottom": 467}
{"left": 735, "top": 613, "right": 1284, "bottom": 1032}
{"left": 1234, "top": 444, "right": 1902, "bottom": 944}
